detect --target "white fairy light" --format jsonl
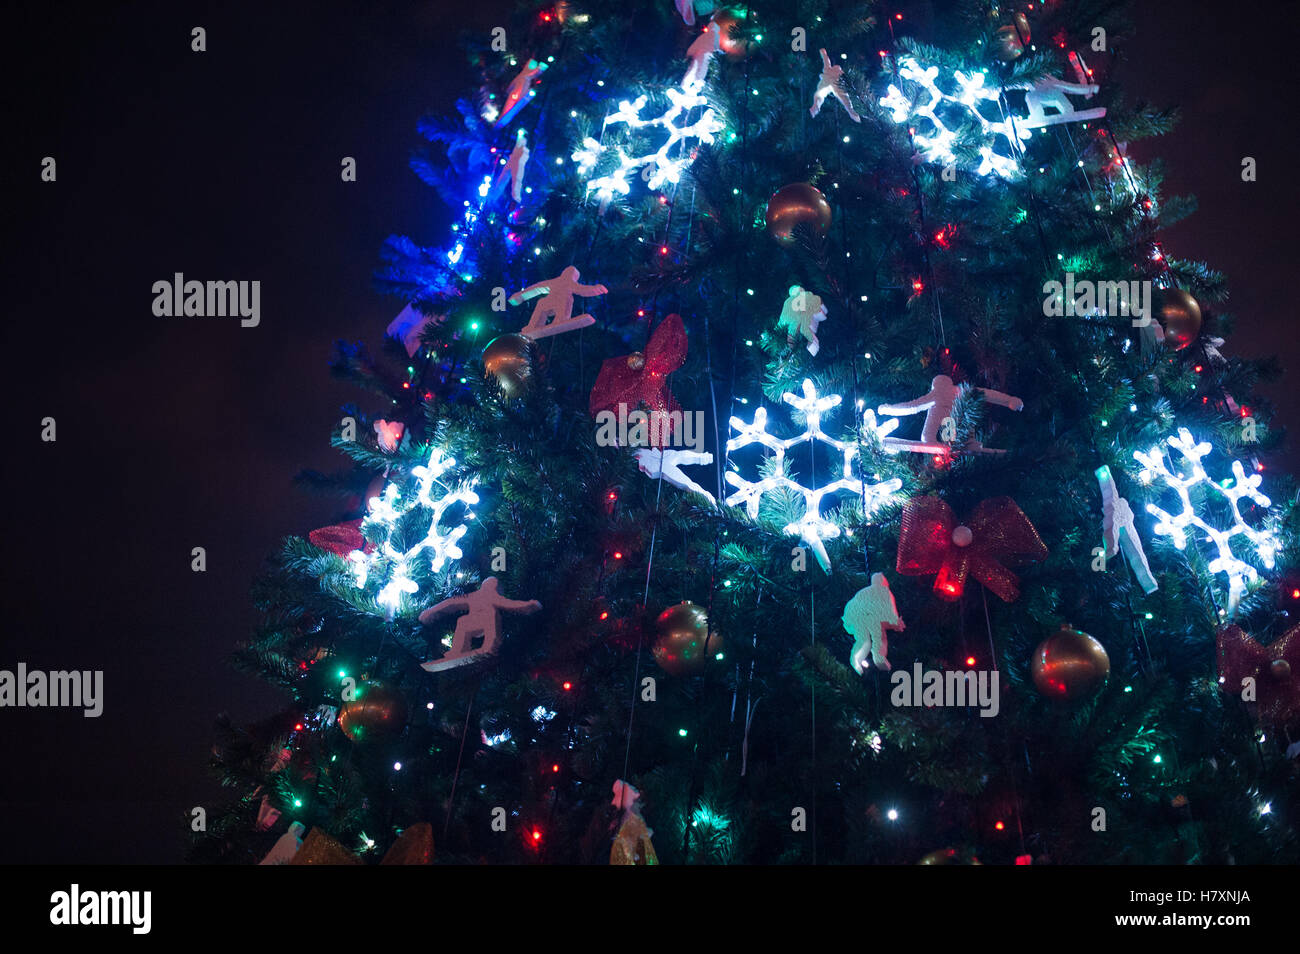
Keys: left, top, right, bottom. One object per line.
{"left": 724, "top": 379, "right": 902, "bottom": 573}
{"left": 346, "top": 445, "right": 480, "bottom": 617}
{"left": 879, "top": 56, "right": 1026, "bottom": 179}
{"left": 573, "top": 78, "right": 724, "bottom": 204}
{"left": 1133, "top": 427, "right": 1278, "bottom": 612}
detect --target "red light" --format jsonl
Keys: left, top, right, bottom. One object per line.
{"left": 552, "top": 764, "right": 560, "bottom": 773}
{"left": 1194, "top": 365, "right": 1203, "bottom": 374}
{"left": 659, "top": 195, "right": 668, "bottom": 205}
{"left": 532, "top": 829, "right": 542, "bottom": 841}
{"left": 614, "top": 551, "right": 623, "bottom": 559}
{"left": 895, "top": 12, "right": 903, "bottom": 19}
{"left": 294, "top": 723, "right": 304, "bottom": 731}
{"left": 995, "top": 821, "right": 1005, "bottom": 831}
{"left": 636, "top": 309, "right": 645, "bottom": 318}
{"left": 402, "top": 381, "right": 410, "bottom": 389}
{"left": 1291, "top": 589, "right": 1300, "bottom": 600}
{"left": 912, "top": 279, "right": 924, "bottom": 293}
{"left": 599, "top": 611, "right": 609, "bottom": 620}
{"left": 424, "top": 392, "right": 433, "bottom": 401}
{"left": 607, "top": 491, "right": 618, "bottom": 500}
{"left": 563, "top": 681, "right": 573, "bottom": 691}
{"left": 965, "top": 657, "right": 976, "bottom": 667}
{"left": 659, "top": 246, "right": 668, "bottom": 255}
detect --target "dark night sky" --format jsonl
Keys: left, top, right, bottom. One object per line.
{"left": 4, "top": 0, "right": 1295, "bottom": 863}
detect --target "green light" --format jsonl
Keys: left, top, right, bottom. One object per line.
{"left": 407, "top": 366, "right": 414, "bottom": 374}
{"left": 678, "top": 728, "right": 688, "bottom": 737}
{"left": 1144, "top": 613, "right": 1153, "bottom": 620}
{"left": 293, "top": 798, "right": 303, "bottom": 808}
{"left": 1123, "top": 685, "right": 1133, "bottom": 693}
{"left": 470, "top": 321, "right": 479, "bottom": 331}
{"left": 1100, "top": 419, "right": 1108, "bottom": 427}
{"left": 715, "top": 652, "right": 724, "bottom": 660}
{"left": 1153, "top": 754, "right": 1162, "bottom": 764}
{"left": 338, "top": 669, "right": 347, "bottom": 679}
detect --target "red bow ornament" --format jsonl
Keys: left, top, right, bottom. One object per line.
{"left": 309, "top": 519, "right": 368, "bottom": 557}
{"left": 1217, "top": 623, "right": 1300, "bottom": 726}
{"left": 896, "top": 496, "right": 1048, "bottom": 602}
{"left": 589, "top": 314, "right": 687, "bottom": 448}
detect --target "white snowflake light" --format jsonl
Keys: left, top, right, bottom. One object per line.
{"left": 1133, "top": 427, "right": 1278, "bottom": 612}
{"left": 347, "top": 445, "right": 480, "bottom": 617}
{"left": 573, "top": 79, "right": 724, "bottom": 204}
{"left": 879, "top": 56, "right": 1026, "bottom": 179}
{"left": 724, "top": 379, "right": 903, "bottom": 573}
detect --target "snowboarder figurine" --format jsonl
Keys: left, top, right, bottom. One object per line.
{"left": 635, "top": 447, "right": 716, "bottom": 507}
{"left": 673, "top": 0, "right": 695, "bottom": 26}
{"left": 810, "top": 49, "right": 861, "bottom": 122}
{"left": 1018, "top": 75, "right": 1105, "bottom": 128}
{"left": 508, "top": 265, "right": 608, "bottom": 339}
{"left": 259, "top": 821, "right": 307, "bottom": 866}
{"left": 419, "top": 577, "right": 542, "bottom": 672}
{"left": 842, "top": 573, "right": 906, "bottom": 673}
{"left": 682, "top": 21, "right": 721, "bottom": 87}
{"left": 877, "top": 374, "right": 1023, "bottom": 455}
{"left": 493, "top": 128, "right": 530, "bottom": 204}
{"left": 775, "top": 285, "right": 828, "bottom": 355}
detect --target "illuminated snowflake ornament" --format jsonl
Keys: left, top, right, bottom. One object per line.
{"left": 573, "top": 79, "right": 724, "bottom": 205}
{"left": 725, "top": 379, "right": 903, "bottom": 573}
{"left": 878, "top": 56, "right": 1026, "bottom": 179}
{"left": 1133, "top": 428, "right": 1278, "bottom": 612}
{"left": 347, "top": 445, "right": 480, "bottom": 618}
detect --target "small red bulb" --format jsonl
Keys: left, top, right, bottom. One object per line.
{"left": 294, "top": 723, "right": 304, "bottom": 732}
{"left": 552, "top": 764, "right": 560, "bottom": 773}
{"left": 563, "top": 681, "right": 573, "bottom": 691}
{"left": 1291, "top": 589, "right": 1300, "bottom": 600}
{"left": 995, "top": 820, "right": 1005, "bottom": 831}
{"left": 965, "top": 657, "right": 976, "bottom": 667}
{"left": 532, "top": 829, "right": 542, "bottom": 841}
{"left": 659, "top": 246, "right": 668, "bottom": 255}
{"left": 613, "top": 551, "right": 623, "bottom": 560}
{"left": 599, "top": 611, "right": 609, "bottom": 620}
{"left": 402, "top": 381, "right": 411, "bottom": 389}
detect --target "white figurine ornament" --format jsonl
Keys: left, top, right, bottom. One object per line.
{"left": 673, "top": 0, "right": 695, "bottom": 25}
{"left": 810, "top": 49, "right": 861, "bottom": 122}
{"left": 508, "top": 266, "right": 608, "bottom": 339}
{"left": 683, "top": 22, "right": 721, "bottom": 87}
{"left": 493, "top": 128, "right": 530, "bottom": 204}
{"left": 775, "top": 285, "right": 828, "bottom": 356}
{"left": 386, "top": 303, "right": 445, "bottom": 358}
{"left": 1015, "top": 75, "right": 1106, "bottom": 129}
{"left": 1095, "top": 465, "right": 1158, "bottom": 594}
{"left": 874, "top": 375, "right": 1023, "bottom": 456}
{"left": 842, "top": 573, "right": 906, "bottom": 673}
{"left": 635, "top": 448, "right": 716, "bottom": 507}
{"left": 259, "top": 821, "right": 307, "bottom": 866}
{"left": 496, "top": 59, "right": 548, "bottom": 127}
{"left": 419, "top": 577, "right": 542, "bottom": 672}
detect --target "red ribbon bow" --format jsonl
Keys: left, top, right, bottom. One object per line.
{"left": 1217, "top": 623, "right": 1300, "bottom": 726}
{"left": 896, "top": 496, "right": 1048, "bottom": 602}
{"left": 589, "top": 314, "right": 687, "bottom": 448}
{"left": 308, "top": 519, "right": 368, "bottom": 557}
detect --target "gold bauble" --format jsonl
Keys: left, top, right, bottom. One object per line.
{"left": 652, "top": 601, "right": 722, "bottom": 676}
{"left": 993, "top": 13, "right": 1030, "bottom": 61}
{"left": 1155, "top": 289, "right": 1202, "bottom": 350}
{"left": 482, "top": 333, "right": 537, "bottom": 398}
{"left": 337, "top": 685, "right": 408, "bottom": 743}
{"left": 1031, "top": 625, "right": 1110, "bottom": 702}
{"left": 765, "top": 183, "right": 832, "bottom": 246}
{"left": 917, "top": 847, "right": 982, "bottom": 865}
{"left": 711, "top": 8, "right": 749, "bottom": 58}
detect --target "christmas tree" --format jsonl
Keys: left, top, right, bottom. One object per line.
{"left": 194, "top": 0, "right": 1299, "bottom": 865}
